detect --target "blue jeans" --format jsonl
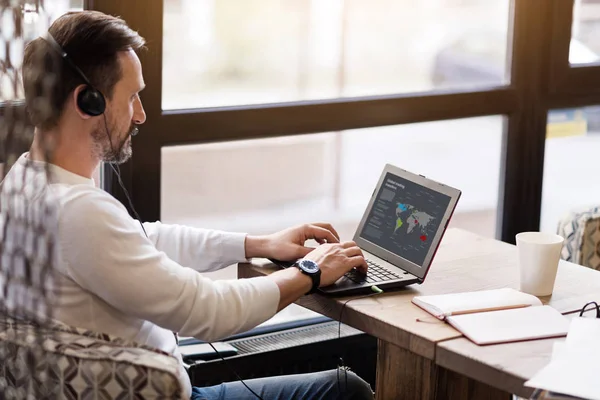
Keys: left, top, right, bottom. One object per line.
{"left": 190, "top": 368, "right": 374, "bottom": 400}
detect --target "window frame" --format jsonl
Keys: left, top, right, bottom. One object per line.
{"left": 548, "top": 0, "right": 600, "bottom": 103}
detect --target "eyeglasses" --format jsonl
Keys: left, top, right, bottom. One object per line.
{"left": 579, "top": 301, "right": 600, "bottom": 318}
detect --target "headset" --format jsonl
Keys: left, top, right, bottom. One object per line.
{"left": 41, "top": 32, "right": 106, "bottom": 117}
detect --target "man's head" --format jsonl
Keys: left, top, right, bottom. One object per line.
{"left": 23, "top": 11, "right": 146, "bottom": 165}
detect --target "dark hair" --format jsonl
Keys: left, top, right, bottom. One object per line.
{"left": 22, "top": 11, "right": 146, "bottom": 130}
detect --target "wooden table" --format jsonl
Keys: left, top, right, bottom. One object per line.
{"left": 238, "top": 228, "right": 600, "bottom": 399}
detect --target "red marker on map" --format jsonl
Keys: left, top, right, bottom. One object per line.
{"left": 420, "top": 235, "right": 427, "bottom": 241}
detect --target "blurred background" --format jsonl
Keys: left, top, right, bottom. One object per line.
{"left": 157, "top": 0, "right": 600, "bottom": 247}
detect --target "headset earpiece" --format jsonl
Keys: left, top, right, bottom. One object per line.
{"left": 77, "top": 86, "right": 105, "bottom": 116}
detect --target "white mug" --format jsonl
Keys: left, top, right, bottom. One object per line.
{"left": 515, "top": 232, "right": 564, "bottom": 296}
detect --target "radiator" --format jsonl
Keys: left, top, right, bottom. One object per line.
{"left": 187, "top": 321, "right": 377, "bottom": 390}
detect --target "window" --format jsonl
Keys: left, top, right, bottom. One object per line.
{"left": 0, "top": 0, "right": 84, "bottom": 102}
{"left": 571, "top": 0, "right": 600, "bottom": 64}
{"left": 541, "top": 106, "right": 600, "bottom": 233}
{"left": 162, "top": 0, "right": 511, "bottom": 109}
{"left": 161, "top": 116, "right": 503, "bottom": 256}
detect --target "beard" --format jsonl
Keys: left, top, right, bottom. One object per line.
{"left": 91, "top": 117, "right": 135, "bottom": 164}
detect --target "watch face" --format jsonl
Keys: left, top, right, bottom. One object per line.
{"left": 299, "top": 259, "right": 319, "bottom": 273}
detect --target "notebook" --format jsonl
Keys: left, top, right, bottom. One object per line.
{"left": 412, "top": 288, "right": 570, "bottom": 345}
{"left": 446, "top": 305, "right": 569, "bottom": 345}
{"left": 412, "top": 288, "right": 543, "bottom": 320}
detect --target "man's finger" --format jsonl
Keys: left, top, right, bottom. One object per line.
{"left": 344, "top": 246, "right": 364, "bottom": 258}
{"left": 350, "top": 256, "right": 368, "bottom": 274}
{"left": 341, "top": 240, "right": 357, "bottom": 249}
{"left": 313, "top": 222, "right": 340, "bottom": 241}
{"left": 305, "top": 225, "right": 339, "bottom": 244}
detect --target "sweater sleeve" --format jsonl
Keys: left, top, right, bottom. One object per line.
{"left": 140, "top": 221, "right": 249, "bottom": 272}
{"left": 58, "top": 190, "right": 280, "bottom": 341}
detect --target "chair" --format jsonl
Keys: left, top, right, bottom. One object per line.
{"left": 0, "top": 316, "right": 187, "bottom": 399}
{"left": 556, "top": 205, "right": 600, "bottom": 270}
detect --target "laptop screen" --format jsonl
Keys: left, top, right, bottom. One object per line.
{"left": 358, "top": 172, "right": 451, "bottom": 267}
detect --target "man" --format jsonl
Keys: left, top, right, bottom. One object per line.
{"left": 8, "top": 10, "right": 374, "bottom": 399}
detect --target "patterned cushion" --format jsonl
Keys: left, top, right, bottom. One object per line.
{"left": 557, "top": 205, "right": 600, "bottom": 270}
{"left": 0, "top": 317, "right": 186, "bottom": 399}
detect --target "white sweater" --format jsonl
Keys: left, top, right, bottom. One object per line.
{"left": 1, "top": 154, "right": 281, "bottom": 398}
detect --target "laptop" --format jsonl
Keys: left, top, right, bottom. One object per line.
{"left": 271, "top": 164, "right": 461, "bottom": 296}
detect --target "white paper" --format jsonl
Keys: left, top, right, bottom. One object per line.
{"left": 525, "top": 350, "right": 600, "bottom": 400}
{"left": 565, "top": 317, "right": 600, "bottom": 350}
{"left": 525, "top": 317, "right": 600, "bottom": 400}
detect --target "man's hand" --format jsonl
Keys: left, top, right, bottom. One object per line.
{"left": 268, "top": 240, "right": 368, "bottom": 311}
{"left": 303, "top": 241, "right": 368, "bottom": 287}
{"left": 245, "top": 223, "right": 341, "bottom": 260}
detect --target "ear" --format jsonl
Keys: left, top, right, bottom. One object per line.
{"left": 72, "top": 85, "right": 92, "bottom": 120}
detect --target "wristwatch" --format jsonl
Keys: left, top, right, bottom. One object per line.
{"left": 294, "top": 259, "right": 321, "bottom": 295}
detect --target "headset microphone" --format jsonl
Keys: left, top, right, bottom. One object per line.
{"left": 130, "top": 126, "right": 139, "bottom": 136}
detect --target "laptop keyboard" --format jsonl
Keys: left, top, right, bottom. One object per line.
{"left": 345, "top": 258, "right": 404, "bottom": 284}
